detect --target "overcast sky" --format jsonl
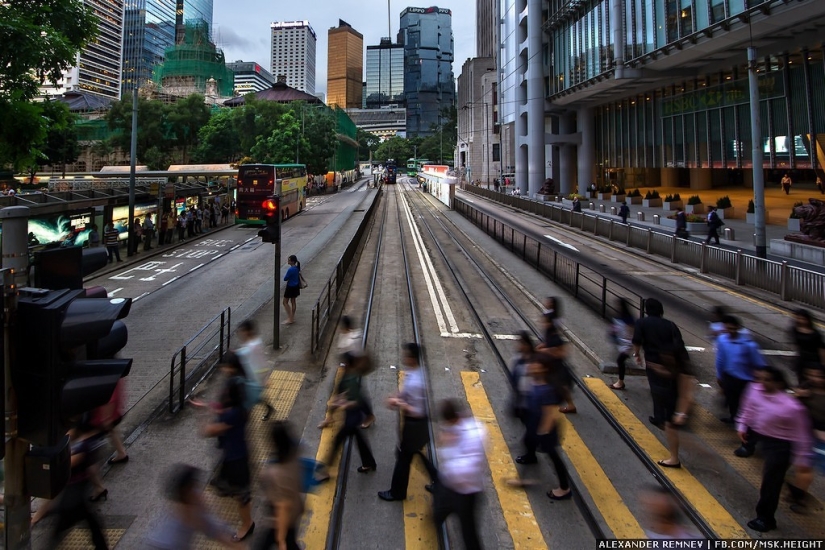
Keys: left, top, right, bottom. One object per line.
{"left": 213, "top": 0, "right": 477, "bottom": 96}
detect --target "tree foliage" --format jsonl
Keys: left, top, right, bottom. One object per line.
{"left": 166, "top": 94, "right": 211, "bottom": 163}
{"left": 374, "top": 137, "right": 414, "bottom": 163}
{"left": 39, "top": 100, "right": 80, "bottom": 176}
{"left": 299, "top": 104, "right": 336, "bottom": 174}
{"left": 192, "top": 109, "right": 241, "bottom": 163}
{"left": 250, "top": 111, "right": 305, "bottom": 164}
{"left": 356, "top": 127, "right": 381, "bottom": 159}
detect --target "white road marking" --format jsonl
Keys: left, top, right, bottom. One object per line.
{"left": 188, "top": 263, "right": 205, "bottom": 272}
{"left": 686, "top": 346, "right": 795, "bottom": 357}
{"left": 493, "top": 334, "right": 522, "bottom": 340}
{"left": 230, "top": 245, "right": 240, "bottom": 251}
{"left": 699, "top": 383, "right": 713, "bottom": 388}
{"left": 544, "top": 235, "right": 579, "bottom": 252}
{"left": 162, "top": 276, "right": 180, "bottom": 286}
{"left": 686, "top": 346, "right": 706, "bottom": 352}
{"left": 440, "top": 332, "right": 483, "bottom": 339}
{"left": 133, "top": 292, "right": 150, "bottom": 302}
{"left": 107, "top": 288, "right": 123, "bottom": 297}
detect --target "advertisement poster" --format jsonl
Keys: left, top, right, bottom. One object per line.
{"left": 112, "top": 202, "right": 158, "bottom": 240}
{"left": 27, "top": 210, "right": 94, "bottom": 247}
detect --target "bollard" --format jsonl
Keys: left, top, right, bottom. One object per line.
{"left": 589, "top": 202, "right": 595, "bottom": 210}
{"left": 637, "top": 212, "right": 645, "bottom": 222}
{"left": 724, "top": 227, "right": 735, "bottom": 241}
{"left": 653, "top": 214, "right": 660, "bottom": 224}
{"left": 610, "top": 206, "right": 617, "bottom": 216}
{"left": 599, "top": 204, "right": 606, "bottom": 213}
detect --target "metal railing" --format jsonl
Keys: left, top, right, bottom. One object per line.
{"left": 461, "top": 186, "right": 825, "bottom": 310}
{"left": 169, "top": 307, "right": 231, "bottom": 413}
{"left": 310, "top": 189, "right": 383, "bottom": 353}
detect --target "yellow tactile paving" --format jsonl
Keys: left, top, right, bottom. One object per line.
{"left": 461, "top": 371, "right": 548, "bottom": 549}
{"left": 57, "top": 528, "right": 125, "bottom": 549}
{"left": 583, "top": 377, "right": 749, "bottom": 539}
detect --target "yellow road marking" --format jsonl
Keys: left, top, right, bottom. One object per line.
{"left": 461, "top": 371, "right": 548, "bottom": 549}
{"left": 583, "top": 377, "right": 749, "bottom": 539}
{"left": 299, "top": 368, "right": 344, "bottom": 548}
{"left": 556, "top": 414, "right": 646, "bottom": 538}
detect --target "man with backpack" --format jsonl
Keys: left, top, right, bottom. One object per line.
{"left": 705, "top": 207, "right": 723, "bottom": 245}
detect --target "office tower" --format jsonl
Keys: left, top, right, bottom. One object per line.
{"left": 122, "top": 0, "right": 176, "bottom": 96}
{"left": 227, "top": 61, "right": 276, "bottom": 95}
{"left": 365, "top": 38, "right": 405, "bottom": 109}
{"left": 41, "top": 0, "right": 125, "bottom": 99}
{"left": 326, "top": 20, "right": 363, "bottom": 108}
{"left": 175, "top": 0, "right": 213, "bottom": 43}
{"left": 398, "top": 6, "right": 455, "bottom": 137}
{"left": 270, "top": 20, "right": 317, "bottom": 94}
{"left": 476, "top": 0, "right": 496, "bottom": 60}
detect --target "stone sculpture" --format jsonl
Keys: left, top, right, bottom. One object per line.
{"left": 790, "top": 198, "right": 825, "bottom": 242}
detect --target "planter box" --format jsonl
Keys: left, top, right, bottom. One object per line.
{"left": 625, "top": 196, "right": 642, "bottom": 205}
{"left": 597, "top": 192, "right": 612, "bottom": 200}
{"left": 660, "top": 217, "right": 709, "bottom": 234}
{"left": 610, "top": 194, "right": 626, "bottom": 203}
{"left": 746, "top": 212, "right": 770, "bottom": 224}
{"left": 685, "top": 203, "right": 705, "bottom": 214}
{"left": 716, "top": 207, "right": 734, "bottom": 219}
{"left": 643, "top": 198, "right": 663, "bottom": 207}
{"left": 536, "top": 193, "right": 554, "bottom": 202}
{"left": 662, "top": 200, "right": 684, "bottom": 211}
{"left": 788, "top": 218, "right": 801, "bottom": 231}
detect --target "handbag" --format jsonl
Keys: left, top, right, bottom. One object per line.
{"left": 299, "top": 273, "right": 308, "bottom": 289}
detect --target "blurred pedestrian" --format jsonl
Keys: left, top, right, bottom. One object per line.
{"left": 142, "top": 214, "right": 154, "bottom": 251}
{"left": 145, "top": 464, "right": 240, "bottom": 549}
{"left": 542, "top": 296, "right": 562, "bottom": 321}
{"left": 510, "top": 331, "right": 535, "bottom": 449}
{"left": 88, "top": 378, "right": 128, "bottom": 501}
{"left": 715, "top": 316, "right": 766, "bottom": 429}
{"left": 619, "top": 203, "right": 630, "bottom": 224}
{"left": 816, "top": 176, "right": 824, "bottom": 195}
{"left": 674, "top": 208, "right": 688, "bottom": 239}
{"left": 236, "top": 320, "right": 274, "bottom": 421}
{"left": 88, "top": 224, "right": 100, "bottom": 247}
{"left": 201, "top": 372, "right": 255, "bottom": 542}
{"left": 790, "top": 308, "right": 825, "bottom": 384}
{"left": 781, "top": 173, "right": 792, "bottom": 195}
{"left": 430, "top": 399, "right": 486, "bottom": 550}
{"left": 536, "top": 313, "right": 576, "bottom": 414}
{"left": 790, "top": 364, "right": 825, "bottom": 513}
{"left": 256, "top": 423, "right": 305, "bottom": 550}
{"left": 337, "top": 315, "right": 375, "bottom": 428}
{"left": 640, "top": 486, "right": 694, "bottom": 539}
{"left": 132, "top": 218, "right": 143, "bottom": 254}
{"left": 282, "top": 255, "right": 301, "bottom": 325}
{"left": 705, "top": 207, "right": 722, "bottom": 245}
{"left": 571, "top": 196, "right": 582, "bottom": 212}
{"left": 158, "top": 211, "right": 168, "bottom": 246}
{"left": 609, "top": 298, "right": 636, "bottom": 390}
{"left": 378, "top": 343, "right": 433, "bottom": 502}
{"left": 632, "top": 298, "right": 693, "bottom": 467}
{"left": 49, "top": 420, "right": 109, "bottom": 549}
{"left": 104, "top": 222, "right": 122, "bottom": 263}
{"left": 315, "top": 352, "right": 377, "bottom": 482}
{"left": 707, "top": 305, "right": 727, "bottom": 347}
{"left": 736, "top": 366, "right": 813, "bottom": 532}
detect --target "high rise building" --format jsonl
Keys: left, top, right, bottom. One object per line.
{"left": 122, "top": 0, "right": 212, "bottom": 97}
{"left": 270, "top": 21, "right": 317, "bottom": 95}
{"left": 41, "top": 0, "right": 125, "bottom": 100}
{"left": 398, "top": 6, "right": 455, "bottom": 137}
{"left": 227, "top": 61, "right": 276, "bottom": 95}
{"left": 326, "top": 20, "right": 363, "bottom": 109}
{"left": 365, "top": 38, "right": 405, "bottom": 109}
{"left": 476, "top": 0, "right": 496, "bottom": 60}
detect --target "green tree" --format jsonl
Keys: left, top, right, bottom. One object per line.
{"left": 167, "top": 94, "right": 211, "bottom": 163}
{"left": 40, "top": 100, "right": 80, "bottom": 177}
{"left": 91, "top": 138, "right": 115, "bottom": 169}
{"left": 233, "top": 98, "right": 287, "bottom": 156}
{"left": 143, "top": 146, "right": 172, "bottom": 171}
{"left": 299, "top": 104, "right": 336, "bottom": 174}
{"left": 250, "top": 111, "right": 306, "bottom": 164}
{"left": 356, "top": 127, "right": 381, "bottom": 160}
{"left": 0, "top": 0, "right": 98, "bottom": 171}
{"left": 374, "top": 136, "right": 413, "bottom": 164}
{"left": 192, "top": 108, "right": 242, "bottom": 163}
{"left": 106, "top": 97, "right": 171, "bottom": 165}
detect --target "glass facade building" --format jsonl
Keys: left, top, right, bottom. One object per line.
{"left": 122, "top": 0, "right": 177, "bottom": 96}
{"left": 500, "top": 0, "right": 825, "bottom": 195}
{"left": 399, "top": 7, "right": 456, "bottom": 137}
{"left": 365, "top": 38, "right": 405, "bottom": 109}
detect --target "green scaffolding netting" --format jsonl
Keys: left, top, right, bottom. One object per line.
{"left": 334, "top": 106, "right": 357, "bottom": 171}
{"left": 153, "top": 21, "right": 234, "bottom": 97}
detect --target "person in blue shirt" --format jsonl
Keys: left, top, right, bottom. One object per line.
{"left": 716, "top": 315, "right": 766, "bottom": 425}
{"left": 282, "top": 255, "right": 301, "bottom": 325}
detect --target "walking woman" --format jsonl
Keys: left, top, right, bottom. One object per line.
{"left": 736, "top": 366, "right": 813, "bottom": 532}
{"left": 609, "top": 298, "right": 635, "bottom": 390}
{"left": 257, "top": 423, "right": 305, "bottom": 550}
{"left": 316, "top": 352, "right": 377, "bottom": 481}
{"left": 790, "top": 308, "right": 825, "bottom": 384}
{"left": 282, "top": 255, "right": 301, "bottom": 325}
{"left": 202, "top": 372, "right": 255, "bottom": 542}
{"left": 510, "top": 331, "right": 538, "bottom": 463}
{"left": 536, "top": 313, "right": 576, "bottom": 414}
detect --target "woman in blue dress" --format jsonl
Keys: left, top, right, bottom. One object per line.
{"left": 283, "top": 255, "right": 301, "bottom": 325}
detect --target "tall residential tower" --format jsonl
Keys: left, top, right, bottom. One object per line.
{"left": 270, "top": 20, "right": 317, "bottom": 94}
{"left": 326, "top": 20, "right": 363, "bottom": 109}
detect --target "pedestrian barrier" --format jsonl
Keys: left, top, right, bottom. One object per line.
{"left": 310, "top": 188, "right": 383, "bottom": 353}
{"left": 168, "top": 306, "right": 231, "bottom": 413}
{"left": 458, "top": 185, "right": 825, "bottom": 310}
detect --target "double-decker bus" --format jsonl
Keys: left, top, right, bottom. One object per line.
{"left": 236, "top": 164, "right": 307, "bottom": 225}
{"left": 406, "top": 158, "right": 432, "bottom": 177}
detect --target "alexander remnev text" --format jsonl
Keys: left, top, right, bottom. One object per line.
{"left": 597, "top": 541, "right": 824, "bottom": 550}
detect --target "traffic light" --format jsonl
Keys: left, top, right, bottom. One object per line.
{"left": 34, "top": 246, "right": 109, "bottom": 290}
{"left": 257, "top": 195, "right": 280, "bottom": 243}
{"left": 12, "top": 288, "right": 132, "bottom": 448}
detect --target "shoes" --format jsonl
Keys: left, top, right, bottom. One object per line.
{"left": 357, "top": 465, "right": 376, "bottom": 473}
{"left": 89, "top": 489, "right": 108, "bottom": 502}
{"left": 360, "top": 416, "right": 375, "bottom": 429}
{"left": 233, "top": 522, "right": 256, "bottom": 542}
{"left": 734, "top": 445, "right": 754, "bottom": 458}
{"left": 515, "top": 455, "right": 538, "bottom": 465}
{"left": 424, "top": 483, "right": 435, "bottom": 494}
{"left": 547, "top": 490, "right": 572, "bottom": 501}
{"left": 746, "top": 518, "right": 775, "bottom": 532}
{"left": 378, "top": 490, "right": 403, "bottom": 501}
{"left": 108, "top": 455, "right": 129, "bottom": 465}
{"left": 609, "top": 382, "right": 626, "bottom": 390}
{"left": 261, "top": 409, "right": 272, "bottom": 422}
{"left": 720, "top": 417, "right": 734, "bottom": 424}
{"left": 657, "top": 459, "right": 681, "bottom": 469}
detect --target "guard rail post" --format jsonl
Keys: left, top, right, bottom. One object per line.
{"left": 536, "top": 242, "right": 542, "bottom": 269}
{"left": 523, "top": 235, "right": 528, "bottom": 260}
{"left": 608, "top": 219, "right": 614, "bottom": 240}
{"left": 671, "top": 234, "right": 677, "bottom": 263}
{"left": 179, "top": 346, "right": 187, "bottom": 413}
{"left": 735, "top": 249, "right": 743, "bottom": 285}
{"left": 219, "top": 309, "right": 226, "bottom": 359}
{"left": 601, "top": 277, "right": 608, "bottom": 317}
{"left": 626, "top": 225, "right": 632, "bottom": 247}
{"left": 580, "top": 212, "right": 585, "bottom": 230}
{"left": 311, "top": 307, "right": 317, "bottom": 353}
{"left": 780, "top": 261, "right": 790, "bottom": 301}
{"left": 575, "top": 262, "right": 581, "bottom": 298}
{"left": 700, "top": 242, "right": 709, "bottom": 273}
{"left": 646, "top": 228, "right": 653, "bottom": 253}
{"left": 592, "top": 216, "right": 598, "bottom": 235}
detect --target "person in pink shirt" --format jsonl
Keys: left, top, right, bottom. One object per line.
{"left": 736, "top": 366, "right": 813, "bottom": 532}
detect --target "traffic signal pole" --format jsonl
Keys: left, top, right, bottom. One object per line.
{"left": 1, "top": 206, "right": 33, "bottom": 549}
{"left": 273, "top": 209, "right": 281, "bottom": 350}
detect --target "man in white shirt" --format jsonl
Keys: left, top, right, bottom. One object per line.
{"left": 236, "top": 319, "right": 274, "bottom": 421}
{"left": 430, "top": 399, "right": 486, "bottom": 550}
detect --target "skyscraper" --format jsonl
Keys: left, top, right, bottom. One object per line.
{"left": 121, "top": 0, "right": 176, "bottom": 96}
{"left": 476, "top": 0, "right": 496, "bottom": 60}
{"left": 398, "top": 6, "right": 455, "bottom": 137}
{"left": 326, "top": 20, "right": 363, "bottom": 109}
{"left": 227, "top": 61, "right": 276, "bottom": 95}
{"left": 42, "top": 0, "right": 125, "bottom": 99}
{"left": 365, "top": 38, "right": 405, "bottom": 109}
{"left": 270, "top": 21, "right": 317, "bottom": 95}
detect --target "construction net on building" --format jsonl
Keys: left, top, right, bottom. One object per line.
{"left": 153, "top": 22, "right": 234, "bottom": 99}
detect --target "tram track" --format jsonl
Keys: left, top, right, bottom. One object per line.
{"left": 399, "top": 178, "right": 720, "bottom": 540}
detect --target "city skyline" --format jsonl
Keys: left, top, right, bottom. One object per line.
{"left": 214, "top": 0, "right": 475, "bottom": 95}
